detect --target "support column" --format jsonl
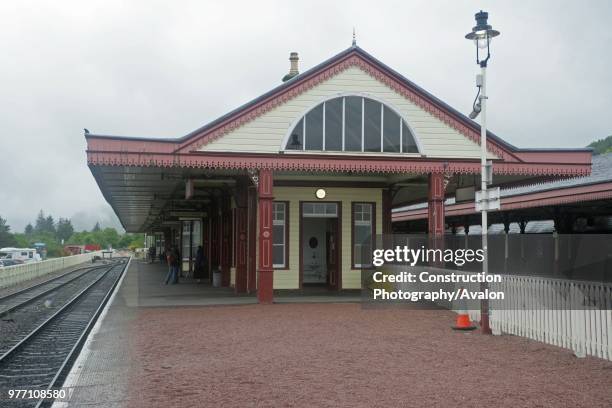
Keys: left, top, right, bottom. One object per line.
{"left": 382, "top": 189, "right": 393, "bottom": 235}
{"left": 220, "top": 195, "right": 232, "bottom": 287}
{"left": 257, "top": 169, "right": 274, "bottom": 304}
{"left": 427, "top": 173, "right": 446, "bottom": 237}
{"left": 247, "top": 186, "right": 258, "bottom": 293}
{"left": 209, "top": 200, "right": 220, "bottom": 273}
{"left": 234, "top": 178, "right": 249, "bottom": 294}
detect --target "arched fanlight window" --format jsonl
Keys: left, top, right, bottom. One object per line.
{"left": 285, "top": 96, "right": 419, "bottom": 153}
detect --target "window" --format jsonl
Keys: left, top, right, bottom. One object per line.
{"left": 383, "top": 106, "right": 400, "bottom": 152}
{"left": 285, "top": 96, "right": 419, "bottom": 154}
{"left": 352, "top": 203, "right": 375, "bottom": 268}
{"left": 325, "top": 98, "right": 343, "bottom": 150}
{"left": 191, "top": 220, "right": 202, "bottom": 267}
{"left": 273, "top": 202, "right": 288, "bottom": 268}
{"left": 286, "top": 118, "right": 304, "bottom": 150}
{"left": 363, "top": 98, "right": 381, "bottom": 152}
{"left": 402, "top": 122, "right": 418, "bottom": 153}
{"left": 302, "top": 202, "right": 338, "bottom": 218}
{"left": 305, "top": 104, "right": 323, "bottom": 150}
{"left": 345, "top": 96, "right": 362, "bottom": 151}
{"left": 181, "top": 221, "right": 191, "bottom": 265}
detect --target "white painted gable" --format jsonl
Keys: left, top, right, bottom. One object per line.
{"left": 198, "top": 65, "right": 490, "bottom": 159}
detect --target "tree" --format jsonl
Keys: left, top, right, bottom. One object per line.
{"left": 587, "top": 135, "right": 612, "bottom": 155}
{"left": 56, "top": 218, "right": 74, "bottom": 243}
{"left": 0, "top": 216, "right": 17, "bottom": 247}
{"left": 44, "top": 215, "right": 56, "bottom": 234}
{"left": 34, "top": 210, "right": 55, "bottom": 234}
{"left": 24, "top": 223, "right": 33, "bottom": 235}
{"left": 92, "top": 222, "right": 101, "bottom": 232}
{"left": 34, "top": 210, "right": 46, "bottom": 233}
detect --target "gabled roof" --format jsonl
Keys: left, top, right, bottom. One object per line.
{"left": 86, "top": 45, "right": 591, "bottom": 177}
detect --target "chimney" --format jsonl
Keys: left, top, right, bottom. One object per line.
{"left": 282, "top": 52, "right": 299, "bottom": 82}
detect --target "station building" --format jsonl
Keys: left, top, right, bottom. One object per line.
{"left": 86, "top": 45, "right": 591, "bottom": 303}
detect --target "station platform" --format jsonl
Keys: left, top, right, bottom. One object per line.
{"left": 52, "top": 258, "right": 612, "bottom": 408}
{"left": 53, "top": 259, "right": 361, "bottom": 407}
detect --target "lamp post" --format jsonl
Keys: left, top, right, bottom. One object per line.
{"left": 465, "top": 10, "right": 500, "bottom": 335}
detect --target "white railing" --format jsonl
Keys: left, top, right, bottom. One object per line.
{"left": 389, "top": 266, "right": 612, "bottom": 361}
{"left": 0, "top": 251, "right": 103, "bottom": 289}
{"left": 489, "top": 276, "right": 612, "bottom": 361}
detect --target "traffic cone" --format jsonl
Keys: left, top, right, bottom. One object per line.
{"left": 453, "top": 312, "right": 477, "bottom": 331}
{"left": 452, "top": 287, "right": 476, "bottom": 331}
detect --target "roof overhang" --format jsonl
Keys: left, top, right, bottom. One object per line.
{"left": 392, "top": 180, "right": 612, "bottom": 223}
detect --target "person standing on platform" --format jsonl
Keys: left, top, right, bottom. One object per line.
{"left": 193, "top": 245, "right": 206, "bottom": 283}
{"left": 171, "top": 247, "right": 181, "bottom": 284}
{"left": 164, "top": 247, "right": 178, "bottom": 285}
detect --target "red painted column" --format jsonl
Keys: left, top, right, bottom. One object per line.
{"left": 428, "top": 173, "right": 445, "bottom": 237}
{"left": 235, "top": 207, "right": 248, "bottom": 293}
{"left": 234, "top": 179, "right": 249, "bottom": 294}
{"left": 257, "top": 169, "right": 274, "bottom": 304}
{"left": 247, "top": 186, "right": 258, "bottom": 293}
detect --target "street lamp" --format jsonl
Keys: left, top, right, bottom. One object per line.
{"left": 465, "top": 10, "right": 500, "bottom": 335}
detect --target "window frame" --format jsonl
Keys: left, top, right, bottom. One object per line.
{"left": 282, "top": 94, "right": 421, "bottom": 155}
{"left": 272, "top": 201, "right": 290, "bottom": 269}
{"left": 351, "top": 202, "right": 376, "bottom": 269}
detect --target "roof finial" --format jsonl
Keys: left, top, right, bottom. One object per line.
{"left": 352, "top": 27, "right": 357, "bottom": 46}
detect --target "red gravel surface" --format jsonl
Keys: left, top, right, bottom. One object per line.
{"left": 128, "top": 304, "right": 612, "bottom": 408}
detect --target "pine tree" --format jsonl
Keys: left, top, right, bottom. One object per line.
{"left": 44, "top": 215, "right": 56, "bottom": 234}
{"left": 24, "top": 223, "right": 34, "bottom": 235}
{"left": 0, "top": 216, "right": 17, "bottom": 247}
{"left": 56, "top": 218, "right": 74, "bottom": 243}
{"left": 34, "top": 210, "right": 46, "bottom": 233}
{"left": 92, "top": 222, "right": 101, "bottom": 232}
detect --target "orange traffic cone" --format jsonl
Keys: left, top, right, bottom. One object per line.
{"left": 452, "top": 287, "right": 476, "bottom": 331}
{"left": 453, "top": 312, "right": 477, "bottom": 331}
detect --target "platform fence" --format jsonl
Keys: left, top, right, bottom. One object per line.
{"left": 486, "top": 276, "right": 612, "bottom": 361}
{"left": 388, "top": 265, "right": 612, "bottom": 361}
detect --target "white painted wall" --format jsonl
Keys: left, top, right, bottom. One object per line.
{"left": 199, "top": 66, "right": 492, "bottom": 159}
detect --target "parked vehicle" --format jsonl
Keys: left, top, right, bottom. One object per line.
{"left": 0, "top": 259, "right": 20, "bottom": 267}
{"left": 0, "top": 247, "right": 42, "bottom": 263}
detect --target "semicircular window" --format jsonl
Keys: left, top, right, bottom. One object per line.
{"left": 285, "top": 96, "right": 419, "bottom": 154}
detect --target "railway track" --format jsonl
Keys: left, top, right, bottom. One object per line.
{"left": 0, "top": 258, "right": 129, "bottom": 408}
{"left": 0, "top": 262, "right": 113, "bottom": 318}
{"left": 0, "top": 262, "right": 118, "bottom": 357}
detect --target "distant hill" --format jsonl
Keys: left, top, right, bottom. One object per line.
{"left": 588, "top": 135, "right": 612, "bottom": 155}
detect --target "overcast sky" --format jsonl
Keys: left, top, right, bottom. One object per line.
{"left": 1, "top": 1, "right": 611, "bottom": 232}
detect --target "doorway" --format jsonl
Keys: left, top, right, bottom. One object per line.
{"left": 300, "top": 202, "right": 341, "bottom": 289}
